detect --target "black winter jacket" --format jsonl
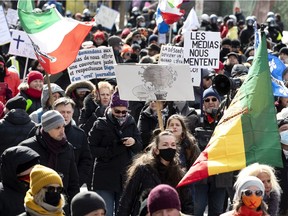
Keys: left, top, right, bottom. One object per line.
{"left": 65, "top": 122, "right": 92, "bottom": 187}
{"left": 0, "top": 109, "right": 35, "bottom": 156}
{"left": 88, "top": 111, "right": 142, "bottom": 192}
{"left": 19, "top": 128, "right": 80, "bottom": 202}
{"left": 19, "top": 90, "right": 42, "bottom": 114}
{"left": 117, "top": 163, "right": 194, "bottom": 216}
{"left": 0, "top": 146, "right": 40, "bottom": 216}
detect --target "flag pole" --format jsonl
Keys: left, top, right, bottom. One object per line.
{"left": 45, "top": 71, "right": 54, "bottom": 108}
{"left": 156, "top": 101, "right": 164, "bottom": 131}
{"left": 22, "top": 57, "right": 29, "bottom": 82}
{"left": 168, "top": 24, "right": 173, "bottom": 44}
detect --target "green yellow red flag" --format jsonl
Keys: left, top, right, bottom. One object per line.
{"left": 178, "top": 31, "right": 283, "bottom": 187}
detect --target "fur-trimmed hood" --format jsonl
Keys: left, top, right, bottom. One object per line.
{"left": 65, "top": 80, "right": 95, "bottom": 98}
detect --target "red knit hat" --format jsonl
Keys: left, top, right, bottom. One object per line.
{"left": 147, "top": 184, "right": 181, "bottom": 214}
{"left": 27, "top": 70, "right": 44, "bottom": 85}
{"left": 94, "top": 31, "right": 105, "bottom": 41}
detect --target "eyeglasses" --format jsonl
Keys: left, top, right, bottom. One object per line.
{"left": 204, "top": 97, "right": 217, "bottom": 103}
{"left": 114, "top": 109, "right": 128, "bottom": 115}
{"left": 44, "top": 186, "right": 64, "bottom": 193}
{"left": 242, "top": 189, "right": 263, "bottom": 197}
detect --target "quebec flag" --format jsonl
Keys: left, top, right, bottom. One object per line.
{"left": 268, "top": 53, "right": 288, "bottom": 97}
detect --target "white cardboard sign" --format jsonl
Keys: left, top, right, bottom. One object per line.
{"left": 6, "top": 8, "right": 18, "bottom": 26}
{"left": 95, "top": 5, "right": 119, "bottom": 30}
{"left": 0, "top": 6, "right": 11, "bottom": 45}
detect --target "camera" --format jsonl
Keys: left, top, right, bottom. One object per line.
{"left": 212, "top": 74, "right": 242, "bottom": 96}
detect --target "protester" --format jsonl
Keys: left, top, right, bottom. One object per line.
{"left": 0, "top": 95, "right": 35, "bottom": 156}
{"left": 19, "top": 110, "right": 80, "bottom": 204}
{"left": 65, "top": 80, "right": 95, "bottom": 125}
{"left": 0, "top": 146, "right": 40, "bottom": 216}
{"left": 221, "top": 176, "right": 268, "bottom": 216}
{"left": 29, "top": 83, "right": 65, "bottom": 123}
{"left": 19, "top": 164, "right": 66, "bottom": 216}
{"left": 53, "top": 97, "right": 92, "bottom": 188}
{"left": 117, "top": 130, "right": 193, "bottom": 216}
{"left": 71, "top": 191, "right": 107, "bottom": 216}
{"left": 236, "top": 163, "right": 281, "bottom": 216}
{"left": 88, "top": 88, "right": 142, "bottom": 216}
{"left": 19, "top": 70, "right": 44, "bottom": 114}
{"left": 0, "top": 55, "right": 20, "bottom": 101}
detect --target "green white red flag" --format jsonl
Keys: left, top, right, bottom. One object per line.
{"left": 18, "top": 0, "right": 92, "bottom": 74}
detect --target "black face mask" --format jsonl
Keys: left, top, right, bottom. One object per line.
{"left": 0, "top": 68, "right": 4, "bottom": 74}
{"left": 159, "top": 148, "right": 176, "bottom": 162}
{"left": 45, "top": 192, "right": 61, "bottom": 206}
{"left": 221, "top": 48, "right": 230, "bottom": 56}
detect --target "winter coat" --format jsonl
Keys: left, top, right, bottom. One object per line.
{"left": 4, "top": 68, "right": 20, "bottom": 97}
{"left": 65, "top": 122, "right": 92, "bottom": 187}
{"left": 19, "top": 127, "right": 80, "bottom": 202}
{"left": 117, "top": 163, "right": 194, "bottom": 216}
{"left": 29, "top": 83, "right": 65, "bottom": 123}
{"left": 0, "top": 146, "right": 40, "bottom": 216}
{"left": 220, "top": 205, "right": 268, "bottom": 216}
{"left": 0, "top": 109, "right": 35, "bottom": 156}
{"left": 88, "top": 111, "right": 142, "bottom": 192}
{"left": 264, "top": 191, "right": 280, "bottom": 216}
{"left": 137, "top": 106, "right": 158, "bottom": 149}
{"left": 65, "top": 80, "right": 95, "bottom": 126}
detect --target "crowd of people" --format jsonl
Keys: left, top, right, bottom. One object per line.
{"left": 0, "top": 1, "right": 288, "bottom": 216}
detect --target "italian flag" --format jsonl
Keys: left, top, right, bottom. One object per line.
{"left": 18, "top": 0, "right": 92, "bottom": 74}
{"left": 178, "top": 32, "right": 283, "bottom": 187}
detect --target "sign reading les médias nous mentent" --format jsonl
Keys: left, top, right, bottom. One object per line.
{"left": 68, "top": 47, "right": 116, "bottom": 83}
{"left": 184, "top": 31, "right": 220, "bottom": 69}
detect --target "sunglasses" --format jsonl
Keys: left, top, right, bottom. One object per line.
{"left": 114, "top": 109, "right": 128, "bottom": 115}
{"left": 44, "top": 186, "right": 64, "bottom": 193}
{"left": 204, "top": 97, "right": 217, "bottom": 103}
{"left": 242, "top": 189, "right": 263, "bottom": 197}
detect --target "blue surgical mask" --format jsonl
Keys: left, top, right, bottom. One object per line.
{"left": 280, "top": 131, "right": 288, "bottom": 145}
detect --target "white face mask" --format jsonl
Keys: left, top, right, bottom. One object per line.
{"left": 280, "top": 131, "right": 288, "bottom": 145}
{"left": 283, "top": 149, "right": 288, "bottom": 159}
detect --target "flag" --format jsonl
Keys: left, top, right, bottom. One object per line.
{"left": 159, "top": 0, "right": 184, "bottom": 25}
{"left": 181, "top": 7, "right": 200, "bottom": 34}
{"left": 178, "top": 32, "right": 283, "bottom": 187}
{"left": 268, "top": 53, "right": 288, "bottom": 97}
{"left": 17, "top": 0, "right": 92, "bottom": 74}
{"left": 156, "top": 5, "right": 170, "bottom": 34}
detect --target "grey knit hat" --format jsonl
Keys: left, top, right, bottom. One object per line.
{"left": 41, "top": 110, "right": 65, "bottom": 132}
{"left": 235, "top": 176, "right": 265, "bottom": 201}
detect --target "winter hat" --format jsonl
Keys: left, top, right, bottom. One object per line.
{"left": 121, "top": 28, "right": 131, "bottom": 39}
{"left": 41, "top": 110, "right": 65, "bottom": 132}
{"left": 121, "top": 44, "right": 133, "bottom": 55}
{"left": 203, "top": 87, "right": 221, "bottom": 102}
{"left": 27, "top": 70, "right": 44, "bottom": 85}
{"left": 147, "top": 184, "right": 181, "bottom": 214}
{"left": 71, "top": 191, "right": 106, "bottom": 216}
{"left": 30, "top": 164, "right": 63, "bottom": 195}
{"left": 108, "top": 35, "right": 123, "bottom": 47}
{"left": 16, "top": 157, "right": 40, "bottom": 175}
{"left": 5, "top": 95, "right": 27, "bottom": 110}
{"left": 147, "top": 44, "right": 160, "bottom": 53}
{"left": 148, "top": 34, "right": 158, "bottom": 44}
{"left": 235, "top": 176, "right": 265, "bottom": 201}
{"left": 94, "top": 31, "right": 105, "bottom": 41}
{"left": 231, "top": 64, "right": 248, "bottom": 77}
{"left": 110, "top": 90, "right": 128, "bottom": 108}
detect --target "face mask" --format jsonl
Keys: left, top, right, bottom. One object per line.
{"left": 283, "top": 149, "right": 288, "bottom": 159}
{"left": 137, "top": 39, "right": 142, "bottom": 44}
{"left": 221, "top": 48, "right": 230, "bottom": 56}
{"left": 242, "top": 194, "right": 262, "bottom": 209}
{"left": 280, "top": 131, "right": 288, "bottom": 145}
{"left": 139, "top": 22, "right": 146, "bottom": 27}
{"left": 45, "top": 191, "right": 61, "bottom": 206}
{"left": 159, "top": 148, "right": 176, "bottom": 162}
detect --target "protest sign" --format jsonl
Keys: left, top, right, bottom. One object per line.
{"left": 184, "top": 31, "right": 220, "bottom": 68}
{"left": 8, "top": 30, "right": 37, "bottom": 59}
{"left": 159, "top": 45, "right": 201, "bottom": 87}
{"left": 95, "top": 5, "right": 119, "bottom": 30}
{"left": 6, "top": 8, "right": 18, "bottom": 26}
{"left": 68, "top": 47, "right": 116, "bottom": 83}
{"left": 0, "top": 6, "right": 11, "bottom": 45}
{"left": 115, "top": 64, "right": 194, "bottom": 101}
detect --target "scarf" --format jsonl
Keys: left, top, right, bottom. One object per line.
{"left": 41, "top": 129, "right": 67, "bottom": 169}
{"left": 25, "top": 191, "right": 64, "bottom": 216}
{"left": 25, "top": 88, "right": 42, "bottom": 99}
{"left": 234, "top": 205, "right": 264, "bottom": 216}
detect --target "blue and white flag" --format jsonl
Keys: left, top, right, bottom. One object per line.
{"left": 156, "top": 5, "right": 169, "bottom": 34}
{"left": 268, "top": 53, "right": 288, "bottom": 97}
